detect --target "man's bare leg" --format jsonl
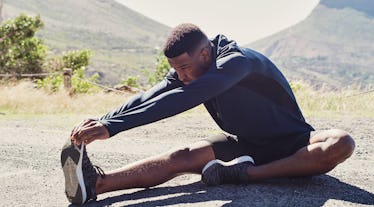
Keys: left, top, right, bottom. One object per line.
{"left": 95, "top": 141, "right": 215, "bottom": 194}
{"left": 96, "top": 129, "right": 355, "bottom": 194}
{"left": 246, "top": 129, "right": 355, "bottom": 181}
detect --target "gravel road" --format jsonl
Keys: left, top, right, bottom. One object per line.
{"left": 0, "top": 113, "right": 373, "bottom": 207}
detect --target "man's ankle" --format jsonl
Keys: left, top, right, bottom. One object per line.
{"left": 95, "top": 175, "right": 105, "bottom": 195}
{"left": 245, "top": 165, "right": 258, "bottom": 181}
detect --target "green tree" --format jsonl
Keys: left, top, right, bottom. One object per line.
{"left": 62, "top": 49, "right": 92, "bottom": 71}
{"left": 146, "top": 52, "right": 170, "bottom": 86}
{"left": 38, "top": 49, "right": 99, "bottom": 94}
{"left": 0, "top": 14, "right": 47, "bottom": 75}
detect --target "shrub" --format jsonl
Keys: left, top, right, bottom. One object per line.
{"left": 146, "top": 52, "right": 170, "bottom": 86}
{"left": 62, "top": 49, "right": 92, "bottom": 71}
{"left": 37, "top": 49, "right": 99, "bottom": 94}
{"left": 0, "top": 14, "right": 47, "bottom": 75}
{"left": 290, "top": 81, "right": 304, "bottom": 93}
{"left": 36, "top": 75, "right": 63, "bottom": 92}
{"left": 37, "top": 68, "right": 100, "bottom": 94}
{"left": 71, "top": 67, "right": 100, "bottom": 94}
{"left": 120, "top": 76, "right": 140, "bottom": 88}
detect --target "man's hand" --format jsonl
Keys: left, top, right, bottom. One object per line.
{"left": 70, "top": 119, "right": 110, "bottom": 145}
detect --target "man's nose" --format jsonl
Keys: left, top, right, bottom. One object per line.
{"left": 178, "top": 72, "right": 188, "bottom": 82}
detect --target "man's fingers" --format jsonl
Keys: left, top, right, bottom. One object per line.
{"left": 70, "top": 126, "right": 77, "bottom": 137}
{"left": 71, "top": 121, "right": 109, "bottom": 145}
{"left": 85, "top": 129, "right": 107, "bottom": 145}
{"left": 77, "top": 119, "right": 95, "bottom": 132}
{"left": 84, "top": 136, "right": 97, "bottom": 145}
{"left": 80, "top": 131, "right": 97, "bottom": 145}
{"left": 71, "top": 119, "right": 96, "bottom": 139}
{"left": 82, "top": 118, "right": 95, "bottom": 125}
{"left": 71, "top": 122, "right": 85, "bottom": 138}
{"left": 76, "top": 123, "right": 104, "bottom": 141}
{"left": 75, "top": 127, "right": 96, "bottom": 143}
{"left": 85, "top": 121, "right": 97, "bottom": 128}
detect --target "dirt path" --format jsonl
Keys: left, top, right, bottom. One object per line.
{"left": 0, "top": 113, "right": 373, "bottom": 207}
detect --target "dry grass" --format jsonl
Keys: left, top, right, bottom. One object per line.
{"left": 0, "top": 80, "right": 373, "bottom": 118}
{"left": 292, "top": 81, "right": 374, "bottom": 118}
{"left": 0, "top": 81, "right": 130, "bottom": 115}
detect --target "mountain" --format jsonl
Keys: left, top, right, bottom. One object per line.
{"left": 248, "top": 0, "right": 374, "bottom": 88}
{"left": 2, "top": 0, "right": 171, "bottom": 84}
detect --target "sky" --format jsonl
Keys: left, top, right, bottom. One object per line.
{"left": 115, "top": 0, "right": 320, "bottom": 45}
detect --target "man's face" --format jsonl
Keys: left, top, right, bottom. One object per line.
{"left": 167, "top": 47, "right": 211, "bottom": 85}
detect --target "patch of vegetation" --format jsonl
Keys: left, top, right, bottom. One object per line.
{"left": 0, "top": 14, "right": 100, "bottom": 94}
{"left": 0, "top": 14, "right": 47, "bottom": 74}
{"left": 144, "top": 52, "right": 170, "bottom": 86}
{"left": 37, "top": 49, "right": 100, "bottom": 94}
{"left": 4, "top": 0, "right": 170, "bottom": 84}
{"left": 120, "top": 75, "right": 140, "bottom": 88}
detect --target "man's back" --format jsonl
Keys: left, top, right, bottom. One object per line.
{"left": 203, "top": 34, "right": 314, "bottom": 142}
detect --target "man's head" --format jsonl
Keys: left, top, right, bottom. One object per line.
{"left": 163, "top": 23, "right": 213, "bottom": 85}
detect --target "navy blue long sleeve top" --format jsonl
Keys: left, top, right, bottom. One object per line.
{"left": 98, "top": 35, "right": 314, "bottom": 143}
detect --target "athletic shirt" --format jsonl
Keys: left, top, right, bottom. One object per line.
{"left": 99, "top": 34, "right": 314, "bottom": 144}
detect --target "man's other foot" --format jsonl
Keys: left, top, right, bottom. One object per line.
{"left": 61, "top": 139, "right": 105, "bottom": 205}
{"left": 201, "top": 155, "right": 254, "bottom": 186}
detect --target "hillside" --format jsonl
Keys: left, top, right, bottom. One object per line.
{"left": 2, "top": 0, "right": 171, "bottom": 84}
{"left": 248, "top": 0, "right": 374, "bottom": 88}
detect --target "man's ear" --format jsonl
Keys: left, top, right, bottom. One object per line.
{"left": 200, "top": 47, "right": 210, "bottom": 63}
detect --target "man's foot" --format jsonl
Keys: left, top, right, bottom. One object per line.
{"left": 201, "top": 155, "right": 255, "bottom": 186}
{"left": 61, "top": 139, "right": 105, "bottom": 205}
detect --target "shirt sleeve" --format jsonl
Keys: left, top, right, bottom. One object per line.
{"left": 99, "top": 53, "right": 252, "bottom": 137}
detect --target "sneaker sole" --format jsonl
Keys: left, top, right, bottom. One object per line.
{"left": 202, "top": 155, "right": 254, "bottom": 186}
{"left": 61, "top": 140, "right": 87, "bottom": 205}
{"left": 202, "top": 155, "right": 255, "bottom": 174}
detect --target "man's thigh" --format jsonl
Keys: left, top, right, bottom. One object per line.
{"left": 204, "top": 133, "right": 253, "bottom": 163}
{"left": 205, "top": 132, "right": 313, "bottom": 166}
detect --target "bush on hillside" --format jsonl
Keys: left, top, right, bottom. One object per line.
{"left": 0, "top": 14, "right": 47, "bottom": 75}
{"left": 61, "top": 49, "right": 92, "bottom": 72}
{"left": 120, "top": 75, "right": 140, "bottom": 88}
{"left": 71, "top": 67, "right": 100, "bottom": 94}
{"left": 38, "top": 49, "right": 100, "bottom": 94}
{"left": 145, "top": 52, "right": 170, "bottom": 86}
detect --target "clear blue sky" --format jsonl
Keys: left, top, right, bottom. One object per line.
{"left": 115, "top": 0, "right": 319, "bottom": 44}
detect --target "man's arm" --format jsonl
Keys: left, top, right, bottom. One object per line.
{"left": 70, "top": 69, "right": 182, "bottom": 145}
{"left": 99, "top": 53, "right": 252, "bottom": 137}
{"left": 101, "top": 70, "right": 183, "bottom": 114}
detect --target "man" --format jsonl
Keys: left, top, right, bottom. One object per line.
{"left": 61, "top": 23, "right": 355, "bottom": 205}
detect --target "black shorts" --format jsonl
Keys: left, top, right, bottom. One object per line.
{"left": 205, "top": 131, "right": 312, "bottom": 165}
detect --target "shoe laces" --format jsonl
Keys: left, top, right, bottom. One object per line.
{"left": 82, "top": 146, "right": 105, "bottom": 188}
{"left": 93, "top": 165, "right": 105, "bottom": 179}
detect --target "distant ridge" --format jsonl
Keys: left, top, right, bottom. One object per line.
{"left": 248, "top": 0, "right": 374, "bottom": 88}
{"left": 321, "top": 0, "right": 374, "bottom": 17}
{"left": 3, "top": 0, "right": 171, "bottom": 84}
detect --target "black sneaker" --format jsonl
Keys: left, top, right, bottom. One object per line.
{"left": 61, "top": 139, "right": 105, "bottom": 205}
{"left": 201, "top": 155, "right": 255, "bottom": 186}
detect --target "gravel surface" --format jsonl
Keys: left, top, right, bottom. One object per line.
{"left": 0, "top": 113, "right": 373, "bottom": 207}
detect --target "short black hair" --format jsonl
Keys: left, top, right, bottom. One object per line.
{"left": 163, "top": 23, "right": 208, "bottom": 58}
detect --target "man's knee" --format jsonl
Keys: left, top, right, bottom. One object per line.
{"left": 324, "top": 129, "right": 355, "bottom": 165}
{"left": 332, "top": 129, "right": 355, "bottom": 156}
{"left": 339, "top": 130, "right": 355, "bottom": 157}
{"left": 169, "top": 148, "right": 192, "bottom": 162}
{"left": 166, "top": 142, "right": 215, "bottom": 173}
{"left": 166, "top": 147, "right": 195, "bottom": 170}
